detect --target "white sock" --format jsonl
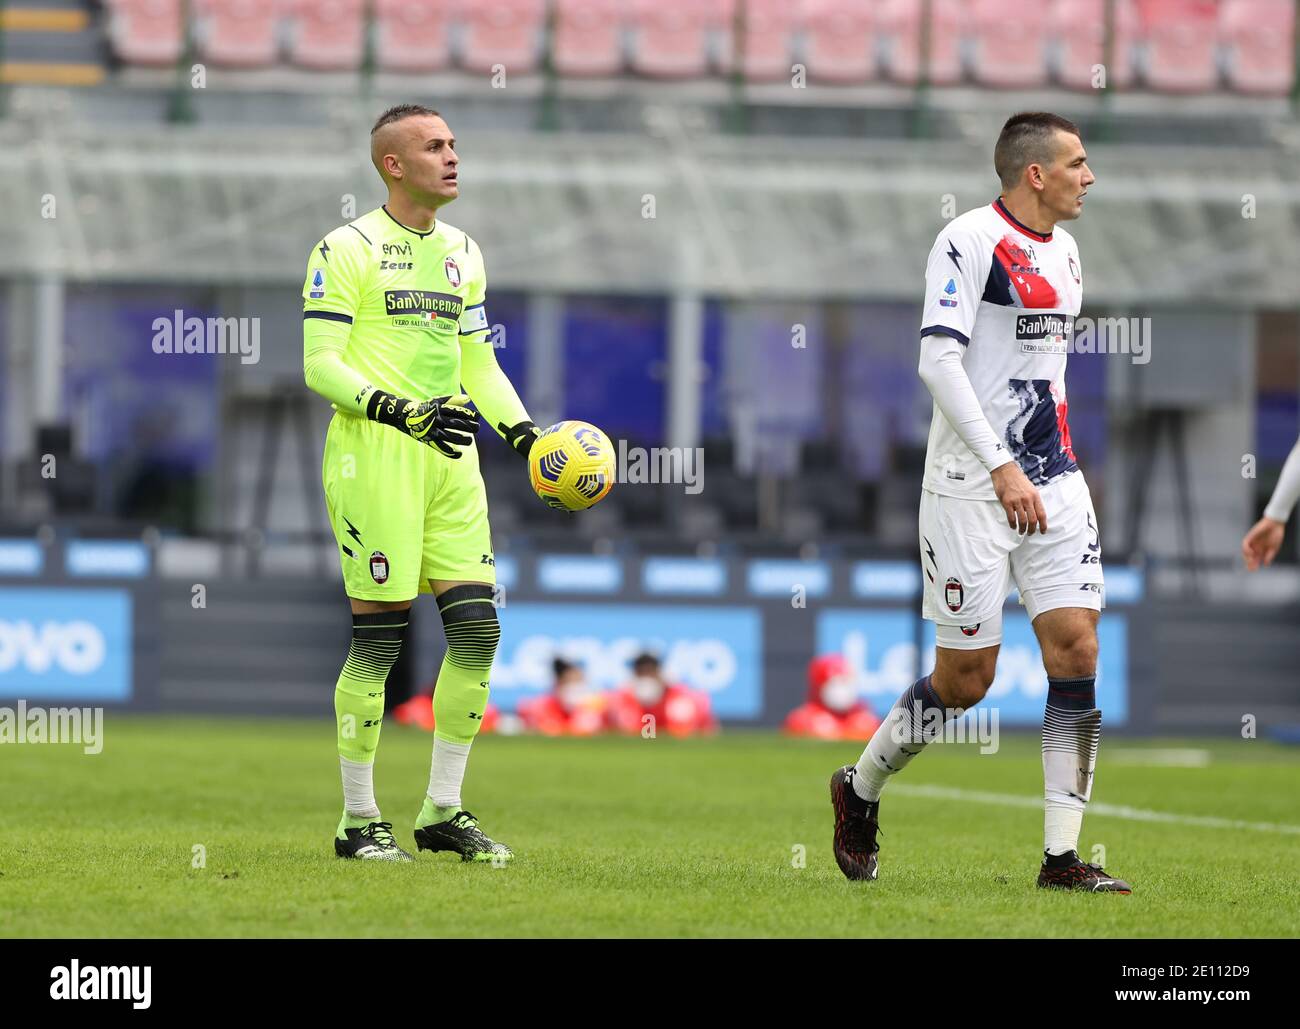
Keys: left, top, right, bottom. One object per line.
{"left": 1042, "top": 698, "right": 1101, "bottom": 856}
{"left": 427, "top": 738, "right": 472, "bottom": 808}
{"left": 1043, "top": 802, "right": 1085, "bottom": 857}
{"left": 340, "top": 756, "right": 380, "bottom": 819}
{"left": 853, "top": 676, "right": 950, "bottom": 802}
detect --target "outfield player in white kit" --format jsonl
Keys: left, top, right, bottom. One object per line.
{"left": 831, "top": 113, "right": 1131, "bottom": 892}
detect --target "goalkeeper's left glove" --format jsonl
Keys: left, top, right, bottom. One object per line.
{"left": 500, "top": 419, "right": 540, "bottom": 460}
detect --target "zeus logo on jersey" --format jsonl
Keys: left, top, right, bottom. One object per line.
{"left": 384, "top": 289, "right": 463, "bottom": 321}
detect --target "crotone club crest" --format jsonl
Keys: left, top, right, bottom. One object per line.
{"left": 444, "top": 257, "right": 461, "bottom": 287}
{"left": 370, "top": 551, "right": 389, "bottom": 585}
{"left": 944, "top": 576, "right": 964, "bottom": 612}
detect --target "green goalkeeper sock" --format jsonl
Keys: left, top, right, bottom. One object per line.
{"left": 334, "top": 611, "right": 408, "bottom": 764}
{"left": 416, "top": 797, "right": 459, "bottom": 828}
{"left": 431, "top": 585, "right": 500, "bottom": 745}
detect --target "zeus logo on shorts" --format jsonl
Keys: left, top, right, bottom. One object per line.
{"left": 944, "top": 577, "right": 964, "bottom": 612}
{"left": 370, "top": 551, "right": 389, "bottom": 585}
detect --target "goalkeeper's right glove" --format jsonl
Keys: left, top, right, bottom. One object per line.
{"left": 367, "top": 390, "right": 479, "bottom": 458}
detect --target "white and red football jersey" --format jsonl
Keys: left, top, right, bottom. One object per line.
{"left": 918, "top": 198, "right": 1084, "bottom": 500}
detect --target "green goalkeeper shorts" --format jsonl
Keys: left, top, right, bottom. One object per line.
{"left": 322, "top": 412, "right": 496, "bottom": 601}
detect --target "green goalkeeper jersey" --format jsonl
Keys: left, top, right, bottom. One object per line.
{"left": 301, "top": 205, "right": 528, "bottom": 441}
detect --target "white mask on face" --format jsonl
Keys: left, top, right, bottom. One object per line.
{"left": 820, "top": 678, "right": 859, "bottom": 714}
{"left": 633, "top": 676, "right": 664, "bottom": 706}
{"left": 557, "top": 684, "right": 587, "bottom": 712}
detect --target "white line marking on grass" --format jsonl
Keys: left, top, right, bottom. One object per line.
{"left": 1108, "top": 748, "right": 1211, "bottom": 767}
{"left": 891, "top": 783, "right": 1300, "bottom": 835}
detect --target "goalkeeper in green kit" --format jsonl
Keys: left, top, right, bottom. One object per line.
{"left": 302, "top": 105, "right": 540, "bottom": 862}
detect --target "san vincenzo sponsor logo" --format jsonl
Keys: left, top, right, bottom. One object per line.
{"left": 1015, "top": 313, "right": 1152, "bottom": 364}
{"left": 383, "top": 289, "right": 463, "bottom": 325}
{"left": 151, "top": 309, "right": 260, "bottom": 365}
{"left": 0, "top": 700, "right": 103, "bottom": 754}
{"left": 50, "top": 959, "right": 150, "bottom": 1009}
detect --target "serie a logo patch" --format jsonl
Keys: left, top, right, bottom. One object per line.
{"left": 370, "top": 551, "right": 389, "bottom": 585}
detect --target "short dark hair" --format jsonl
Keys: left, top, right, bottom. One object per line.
{"left": 371, "top": 104, "right": 441, "bottom": 136}
{"left": 994, "top": 112, "right": 1082, "bottom": 190}
{"left": 553, "top": 657, "right": 574, "bottom": 678}
{"left": 632, "top": 652, "right": 660, "bottom": 673}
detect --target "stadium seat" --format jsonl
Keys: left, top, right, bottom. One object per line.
{"left": 1221, "top": 0, "right": 1296, "bottom": 95}
{"left": 969, "top": 0, "right": 1051, "bottom": 88}
{"left": 1052, "top": 0, "right": 1139, "bottom": 90}
{"left": 738, "top": 0, "right": 801, "bottom": 83}
{"left": 105, "top": 0, "right": 185, "bottom": 67}
{"left": 880, "top": 0, "right": 964, "bottom": 86}
{"left": 373, "top": 0, "right": 452, "bottom": 74}
{"left": 1140, "top": 0, "right": 1220, "bottom": 93}
{"left": 801, "top": 0, "right": 874, "bottom": 85}
{"left": 629, "top": 0, "right": 737, "bottom": 79}
{"left": 457, "top": 0, "right": 547, "bottom": 75}
{"left": 193, "top": 0, "right": 281, "bottom": 70}
{"left": 285, "top": 0, "right": 364, "bottom": 71}
{"left": 552, "top": 0, "right": 625, "bottom": 78}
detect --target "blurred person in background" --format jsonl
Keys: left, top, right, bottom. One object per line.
{"left": 1242, "top": 435, "right": 1300, "bottom": 570}
{"left": 606, "top": 652, "right": 717, "bottom": 737}
{"left": 784, "top": 655, "right": 881, "bottom": 741}
{"left": 517, "top": 658, "right": 607, "bottom": 736}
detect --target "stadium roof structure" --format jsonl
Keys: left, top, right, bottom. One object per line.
{"left": 1, "top": 114, "right": 1299, "bottom": 305}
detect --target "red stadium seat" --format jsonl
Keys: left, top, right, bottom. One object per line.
{"left": 553, "top": 0, "right": 625, "bottom": 78}
{"left": 285, "top": 0, "right": 364, "bottom": 71}
{"left": 457, "top": 0, "right": 547, "bottom": 75}
{"left": 1140, "top": 0, "right": 1220, "bottom": 93}
{"left": 373, "top": 0, "right": 452, "bottom": 74}
{"left": 106, "top": 0, "right": 184, "bottom": 67}
{"left": 881, "top": 0, "right": 963, "bottom": 86}
{"left": 629, "top": 0, "right": 737, "bottom": 79}
{"left": 1221, "top": 0, "right": 1296, "bottom": 95}
{"left": 802, "top": 0, "right": 873, "bottom": 85}
{"left": 969, "top": 0, "right": 1050, "bottom": 88}
{"left": 740, "top": 0, "right": 802, "bottom": 83}
{"left": 193, "top": 0, "right": 281, "bottom": 70}
{"left": 1052, "top": 0, "right": 1139, "bottom": 90}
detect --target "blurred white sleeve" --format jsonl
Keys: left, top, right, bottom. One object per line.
{"left": 1264, "top": 436, "right": 1300, "bottom": 522}
{"left": 918, "top": 333, "right": 1010, "bottom": 474}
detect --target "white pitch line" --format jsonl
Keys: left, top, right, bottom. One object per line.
{"left": 890, "top": 783, "right": 1300, "bottom": 836}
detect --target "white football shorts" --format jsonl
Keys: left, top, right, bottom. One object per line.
{"left": 918, "top": 470, "right": 1105, "bottom": 650}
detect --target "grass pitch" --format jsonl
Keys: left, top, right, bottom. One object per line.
{"left": 2, "top": 717, "right": 1297, "bottom": 938}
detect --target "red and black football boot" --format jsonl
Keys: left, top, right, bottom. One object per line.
{"left": 830, "top": 765, "right": 881, "bottom": 881}
{"left": 1036, "top": 851, "right": 1132, "bottom": 893}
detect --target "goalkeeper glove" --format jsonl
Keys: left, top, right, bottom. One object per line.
{"left": 368, "top": 390, "right": 479, "bottom": 458}
{"left": 500, "top": 419, "right": 541, "bottom": 460}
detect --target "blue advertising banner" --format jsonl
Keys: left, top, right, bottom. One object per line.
{"left": 493, "top": 603, "right": 763, "bottom": 718}
{"left": 0, "top": 588, "right": 133, "bottom": 702}
{"left": 816, "top": 608, "right": 1128, "bottom": 726}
